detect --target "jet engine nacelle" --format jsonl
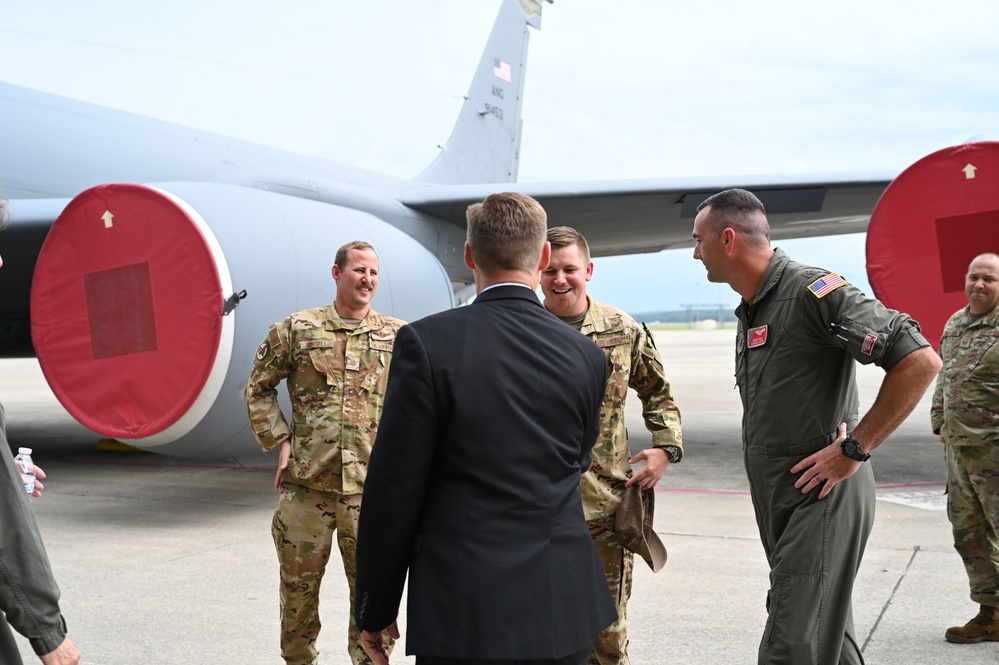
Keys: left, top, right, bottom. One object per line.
{"left": 866, "top": 140, "right": 999, "bottom": 348}
{"left": 30, "top": 182, "right": 454, "bottom": 457}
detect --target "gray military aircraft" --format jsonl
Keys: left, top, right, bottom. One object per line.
{"left": 0, "top": 0, "right": 989, "bottom": 457}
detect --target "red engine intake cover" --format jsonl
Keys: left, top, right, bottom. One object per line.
{"left": 31, "top": 184, "right": 228, "bottom": 439}
{"left": 866, "top": 141, "right": 999, "bottom": 348}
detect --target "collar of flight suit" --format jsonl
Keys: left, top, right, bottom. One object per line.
{"left": 745, "top": 247, "right": 793, "bottom": 309}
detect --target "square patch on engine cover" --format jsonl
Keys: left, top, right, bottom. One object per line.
{"left": 84, "top": 262, "right": 158, "bottom": 360}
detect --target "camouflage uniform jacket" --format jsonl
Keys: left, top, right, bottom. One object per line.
{"left": 246, "top": 305, "right": 405, "bottom": 494}
{"left": 579, "top": 297, "right": 682, "bottom": 521}
{"left": 931, "top": 304, "right": 999, "bottom": 446}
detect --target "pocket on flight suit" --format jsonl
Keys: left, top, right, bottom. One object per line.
{"left": 751, "top": 324, "right": 788, "bottom": 389}
{"left": 761, "top": 571, "right": 825, "bottom": 664}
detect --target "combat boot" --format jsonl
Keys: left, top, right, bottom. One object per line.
{"left": 944, "top": 605, "right": 999, "bottom": 643}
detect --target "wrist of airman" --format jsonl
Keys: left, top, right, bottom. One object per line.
{"left": 660, "top": 444, "right": 682, "bottom": 464}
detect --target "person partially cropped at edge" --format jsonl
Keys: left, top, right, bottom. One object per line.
{"left": 0, "top": 188, "right": 82, "bottom": 665}
{"left": 931, "top": 252, "right": 999, "bottom": 644}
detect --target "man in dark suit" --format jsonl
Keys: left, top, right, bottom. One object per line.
{"left": 354, "top": 192, "right": 616, "bottom": 665}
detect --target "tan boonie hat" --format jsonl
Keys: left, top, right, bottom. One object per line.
{"left": 614, "top": 485, "right": 667, "bottom": 572}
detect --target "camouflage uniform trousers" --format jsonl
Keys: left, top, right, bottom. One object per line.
{"left": 946, "top": 444, "right": 999, "bottom": 607}
{"left": 587, "top": 516, "right": 634, "bottom": 665}
{"left": 272, "top": 481, "right": 395, "bottom": 665}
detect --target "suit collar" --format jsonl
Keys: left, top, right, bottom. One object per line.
{"left": 472, "top": 284, "right": 543, "bottom": 307}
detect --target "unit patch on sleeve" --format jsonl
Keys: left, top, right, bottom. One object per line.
{"left": 861, "top": 333, "right": 878, "bottom": 356}
{"left": 807, "top": 272, "right": 847, "bottom": 298}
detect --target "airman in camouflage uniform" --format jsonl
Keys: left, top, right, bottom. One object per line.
{"left": 246, "top": 241, "right": 405, "bottom": 665}
{"left": 931, "top": 252, "right": 999, "bottom": 644}
{"left": 541, "top": 227, "right": 682, "bottom": 665}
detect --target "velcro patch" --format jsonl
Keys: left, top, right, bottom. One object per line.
{"left": 370, "top": 328, "right": 396, "bottom": 342}
{"left": 256, "top": 342, "right": 268, "bottom": 360}
{"left": 861, "top": 333, "right": 877, "bottom": 355}
{"left": 807, "top": 273, "right": 847, "bottom": 298}
{"left": 299, "top": 339, "right": 335, "bottom": 349}
{"left": 596, "top": 335, "right": 630, "bottom": 348}
{"left": 747, "top": 325, "right": 768, "bottom": 348}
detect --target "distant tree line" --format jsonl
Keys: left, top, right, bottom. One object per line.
{"left": 630, "top": 308, "right": 735, "bottom": 325}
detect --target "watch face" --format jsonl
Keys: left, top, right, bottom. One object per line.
{"left": 843, "top": 437, "right": 867, "bottom": 460}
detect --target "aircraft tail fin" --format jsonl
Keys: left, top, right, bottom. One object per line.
{"left": 414, "top": 0, "right": 542, "bottom": 185}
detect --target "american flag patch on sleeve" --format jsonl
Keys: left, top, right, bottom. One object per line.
{"left": 807, "top": 273, "right": 847, "bottom": 298}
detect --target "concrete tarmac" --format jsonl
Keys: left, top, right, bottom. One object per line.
{"left": 1, "top": 329, "right": 995, "bottom": 664}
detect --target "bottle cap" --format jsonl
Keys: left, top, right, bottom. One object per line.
{"left": 17, "top": 448, "right": 32, "bottom": 455}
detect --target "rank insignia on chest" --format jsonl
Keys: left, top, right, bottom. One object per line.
{"left": 747, "top": 325, "right": 768, "bottom": 348}
{"left": 370, "top": 328, "right": 396, "bottom": 342}
{"left": 345, "top": 352, "right": 361, "bottom": 371}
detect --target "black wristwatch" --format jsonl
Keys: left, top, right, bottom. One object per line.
{"left": 663, "top": 445, "right": 682, "bottom": 464}
{"left": 841, "top": 435, "right": 871, "bottom": 462}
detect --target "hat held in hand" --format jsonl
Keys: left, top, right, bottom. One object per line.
{"left": 614, "top": 485, "right": 667, "bottom": 572}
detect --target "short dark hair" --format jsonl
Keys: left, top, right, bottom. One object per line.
{"left": 466, "top": 192, "right": 547, "bottom": 273}
{"left": 696, "top": 188, "right": 770, "bottom": 245}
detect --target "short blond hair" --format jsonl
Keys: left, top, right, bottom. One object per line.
{"left": 547, "top": 226, "right": 590, "bottom": 264}
{"left": 335, "top": 241, "right": 377, "bottom": 269}
{"left": 466, "top": 193, "right": 547, "bottom": 273}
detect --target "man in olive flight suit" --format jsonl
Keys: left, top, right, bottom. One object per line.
{"left": 540, "top": 226, "right": 682, "bottom": 665}
{"left": 246, "top": 241, "right": 405, "bottom": 665}
{"left": 691, "top": 189, "right": 941, "bottom": 665}
{"left": 0, "top": 190, "right": 81, "bottom": 665}
{"left": 932, "top": 252, "right": 999, "bottom": 643}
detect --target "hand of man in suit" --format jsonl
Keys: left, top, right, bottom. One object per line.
{"left": 361, "top": 621, "right": 401, "bottom": 665}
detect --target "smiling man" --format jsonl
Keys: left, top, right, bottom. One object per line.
{"left": 246, "top": 240, "right": 405, "bottom": 665}
{"left": 540, "top": 226, "right": 682, "bottom": 665}
{"left": 692, "top": 188, "right": 941, "bottom": 664}
{"left": 932, "top": 252, "right": 999, "bottom": 644}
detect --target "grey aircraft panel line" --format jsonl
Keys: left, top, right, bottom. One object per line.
{"left": 1, "top": 329, "right": 990, "bottom": 665}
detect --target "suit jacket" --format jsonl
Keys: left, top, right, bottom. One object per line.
{"left": 355, "top": 285, "right": 615, "bottom": 660}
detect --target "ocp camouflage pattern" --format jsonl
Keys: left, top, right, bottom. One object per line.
{"left": 932, "top": 305, "right": 999, "bottom": 447}
{"left": 246, "top": 305, "right": 405, "bottom": 493}
{"left": 579, "top": 298, "right": 682, "bottom": 521}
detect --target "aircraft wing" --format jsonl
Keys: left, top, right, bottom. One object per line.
{"left": 401, "top": 172, "right": 897, "bottom": 257}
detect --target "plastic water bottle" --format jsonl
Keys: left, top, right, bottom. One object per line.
{"left": 14, "top": 448, "right": 35, "bottom": 494}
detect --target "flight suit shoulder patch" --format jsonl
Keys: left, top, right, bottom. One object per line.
{"left": 806, "top": 272, "right": 847, "bottom": 299}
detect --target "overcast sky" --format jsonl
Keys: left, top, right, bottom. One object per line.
{"left": 1, "top": 0, "right": 996, "bottom": 312}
